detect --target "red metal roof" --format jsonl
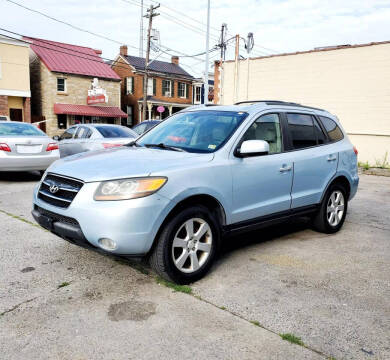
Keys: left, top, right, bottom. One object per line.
{"left": 25, "top": 37, "right": 120, "bottom": 80}
{"left": 54, "top": 104, "right": 127, "bottom": 118}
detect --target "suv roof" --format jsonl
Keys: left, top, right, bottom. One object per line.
{"left": 185, "top": 100, "right": 333, "bottom": 117}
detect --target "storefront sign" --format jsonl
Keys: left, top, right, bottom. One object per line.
{"left": 87, "top": 78, "right": 108, "bottom": 105}
{"left": 157, "top": 105, "right": 165, "bottom": 113}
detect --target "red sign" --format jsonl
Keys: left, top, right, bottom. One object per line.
{"left": 157, "top": 106, "right": 165, "bottom": 113}
{"left": 87, "top": 94, "right": 106, "bottom": 105}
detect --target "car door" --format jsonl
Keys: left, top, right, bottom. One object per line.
{"left": 71, "top": 126, "right": 91, "bottom": 155}
{"left": 230, "top": 113, "right": 293, "bottom": 223}
{"left": 58, "top": 126, "right": 77, "bottom": 158}
{"left": 284, "top": 112, "right": 338, "bottom": 208}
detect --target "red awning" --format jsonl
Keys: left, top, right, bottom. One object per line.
{"left": 54, "top": 103, "right": 127, "bottom": 118}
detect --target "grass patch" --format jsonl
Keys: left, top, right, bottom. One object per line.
{"left": 57, "top": 282, "right": 71, "bottom": 289}
{"left": 0, "top": 209, "right": 46, "bottom": 230}
{"left": 155, "top": 276, "right": 192, "bottom": 294}
{"left": 279, "top": 333, "right": 304, "bottom": 346}
{"left": 250, "top": 320, "right": 260, "bottom": 327}
{"left": 358, "top": 161, "right": 370, "bottom": 170}
{"left": 220, "top": 306, "right": 226, "bottom": 310}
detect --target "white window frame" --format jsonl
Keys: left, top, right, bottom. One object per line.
{"left": 126, "top": 77, "right": 134, "bottom": 95}
{"left": 195, "top": 85, "right": 201, "bottom": 103}
{"left": 147, "top": 78, "right": 154, "bottom": 96}
{"left": 162, "top": 79, "right": 172, "bottom": 97}
{"left": 178, "top": 82, "right": 187, "bottom": 98}
{"left": 127, "top": 105, "right": 133, "bottom": 125}
{"left": 57, "top": 77, "right": 66, "bottom": 93}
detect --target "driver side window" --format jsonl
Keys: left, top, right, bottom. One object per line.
{"left": 242, "top": 113, "right": 282, "bottom": 154}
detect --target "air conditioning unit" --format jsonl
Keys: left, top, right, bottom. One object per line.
{"left": 165, "top": 91, "right": 171, "bottom": 97}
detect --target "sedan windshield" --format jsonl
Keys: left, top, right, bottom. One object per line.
{"left": 137, "top": 110, "right": 248, "bottom": 153}
{"left": 96, "top": 126, "right": 137, "bottom": 138}
{"left": 0, "top": 122, "right": 46, "bottom": 136}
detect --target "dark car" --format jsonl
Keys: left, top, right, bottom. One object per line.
{"left": 132, "top": 120, "right": 161, "bottom": 135}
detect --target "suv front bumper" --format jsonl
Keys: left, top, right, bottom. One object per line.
{"left": 32, "top": 181, "right": 174, "bottom": 255}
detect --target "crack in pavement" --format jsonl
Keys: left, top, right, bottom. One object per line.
{"left": 346, "top": 219, "right": 390, "bottom": 232}
{"left": 1, "top": 296, "right": 38, "bottom": 316}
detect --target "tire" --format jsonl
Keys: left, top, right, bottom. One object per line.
{"left": 149, "top": 205, "right": 220, "bottom": 284}
{"left": 312, "top": 183, "right": 348, "bottom": 234}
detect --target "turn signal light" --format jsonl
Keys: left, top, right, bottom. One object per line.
{"left": 0, "top": 143, "right": 11, "bottom": 152}
{"left": 46, "top": 143, "right": 59, "bottom": 151}
{"left": 102, "top": 143, "right": 123, "bottom": 149}
{"left": 353, "top": 146, "right": 358, "bottom": 155}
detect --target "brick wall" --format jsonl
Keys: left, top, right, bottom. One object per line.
{"left": 112, "top": 57, "right": 193, "bottom": 124}
{"left": 0, "top": 96, "right": 8, "bottom": 117}
{"left": 23, "top": 97, "right": 31, "bottom": 123}
{"left": 31, "top": 60, "right": 121, "bottom": 136}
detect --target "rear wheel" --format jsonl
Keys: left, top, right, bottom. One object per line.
{"left": 149, "top": 205, "right": 219, "bottom": 284}
{"left": 312, "top": 183, "right": 348, "bottom": 233}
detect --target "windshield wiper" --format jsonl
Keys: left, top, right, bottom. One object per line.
{"left": 125, "top": 140, "right": 142, "bottom": 147}
{"left": 144, "top": 143, "right": 186, "bottom": 152}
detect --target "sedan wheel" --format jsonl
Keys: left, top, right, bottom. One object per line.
{"left": 172, "top": 218, "right": 213, "bottom": 273}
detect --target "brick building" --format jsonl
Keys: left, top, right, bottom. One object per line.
{"left": 0, "top": 35, "right": 31, "bottom": 122}
{"left": 111, "top": 46, "right": 194, "bottom": 126}
{"left": 27, "top": 37, "right": 126, "bottom": 136}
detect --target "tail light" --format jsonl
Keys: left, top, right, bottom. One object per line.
{"left": 102, "top": 143, "right": 123, "bottom": 149}
{"left": 353, "top": 146, "right": 358, "bottom": 155}
{"left": 46, "top": 143, "right": 59, "bottom": 151}
{"left": 0, "top": 143, "right": 11, "bottom": 152}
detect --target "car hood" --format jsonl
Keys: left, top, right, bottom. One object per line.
{"left": 48, "top": 147, "right": 214, "bottom": 182}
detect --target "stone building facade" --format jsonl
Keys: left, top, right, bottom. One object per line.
{"left": 27, "top": 37, "right": 125, "bottom": 136}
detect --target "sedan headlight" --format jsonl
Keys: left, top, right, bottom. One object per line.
{"left": 94, "top": 177, "right": 167, "bottom": 201}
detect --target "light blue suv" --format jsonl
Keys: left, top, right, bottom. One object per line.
{"left": 32, "top": 101, "right": 359, "bottom": 283}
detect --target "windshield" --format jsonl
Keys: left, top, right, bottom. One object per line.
{"left": 137, "top": 110, "right": 248, "bottom": 153}
{"left": 0, "top": 122, "right": 46, "bottom": 136}
{"left": 96, "top": 125, "right": 137, "bottom": 138}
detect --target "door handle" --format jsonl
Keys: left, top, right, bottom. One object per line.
{"left": 280, "top": 165, "right": 292, "bottom": 172}
{"left": 327, "top": 155, "right": 337, "bottom": 162}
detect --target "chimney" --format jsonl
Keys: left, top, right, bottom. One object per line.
{"left": 120, "top": 45, "right": 128, "bottom": 56}
{"left": 171, "top": 56, "right": 179, "bottom": 65}
{"left": 93, "top": 49, "right": 102, "bottom": 55}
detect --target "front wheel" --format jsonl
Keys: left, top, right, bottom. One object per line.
{"left": 312, "top": 183, "right": 348, "bottom": 233}
{"left": 149, "top": 205, "right": 220, "bottom": 284}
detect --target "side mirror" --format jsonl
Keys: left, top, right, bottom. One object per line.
{"left": 236, "top": 140, "right": 269, "bottom": 157}
{"left": 53, "top": 135, "right": 60, "bottom": 141}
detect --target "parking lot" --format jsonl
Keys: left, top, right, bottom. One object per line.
{"left": 0, "top": 172, "right": 389, "bottom": 360}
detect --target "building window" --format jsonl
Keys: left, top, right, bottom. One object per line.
{"left": 162, "top": 80, "right": 172, "bottom": 97}
{"left": 178, "top": 82, "right": 188, "bottom": 98}
{"left": 195, "top": 86, "right": 201, "bottom": 103}
{"left": 57, "top": 78, "right": 66, "bottom": 92}
{"left": 147, "top": 78, "right": 157, "bottom": 96}
{"left": 126, "top": 77, "right": 134, "bottom": 95}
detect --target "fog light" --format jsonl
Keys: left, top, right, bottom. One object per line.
{"left": 98, "top": 238, "right": 117, "bottom": 251}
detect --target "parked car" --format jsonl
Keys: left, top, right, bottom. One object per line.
{"left": 32, "top": 101, "right": 359, "bottom": 284}
{"left": 56, "top": 124, "right": 137, "bottom": 158}
{"left": 132, "top": 120, "right": 161, "bottom": 135}
{"left": 0, "top": 121, "right": 59, "bottom": 173}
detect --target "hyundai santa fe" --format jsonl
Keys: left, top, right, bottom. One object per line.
{"left": 32, "top": 100, "right": 359, "bottom": 284}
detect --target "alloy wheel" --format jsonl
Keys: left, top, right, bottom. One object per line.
{"left": 327, "top": 190, "right": 345, "bottom": 226}
{"left": 171, "top": 217, "right": 213, "bottom": 273}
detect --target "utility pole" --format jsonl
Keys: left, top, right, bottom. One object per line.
{"left": 233, "top": 34, "right": 240, "bottom": 103}
{"left": 245, "top": 32, "right": 254, "bottom": 100}
{"left": 218, "top": 23, "right": 227, "bottom": 104}
{"left": 139, "top": 0, "right": 143, "bottom": 57}
{"left": 142, "top": 4, "right": 160, "bottom": 122}
{"left": 203, "top": 0, "right": 210, "bottom": 105}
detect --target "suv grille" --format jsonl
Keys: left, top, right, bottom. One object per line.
{"left": 34, "top": 205, "right": 80, "bottom": 226}
{"left": 38, "top": 173, "right": 84, "bottom": 208}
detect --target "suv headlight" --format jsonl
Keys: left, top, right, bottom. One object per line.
{"left": 94, "top": 177, "right": 167, "bottom": 201}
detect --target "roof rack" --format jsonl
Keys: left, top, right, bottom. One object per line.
{"left": 234, "top": 100, "right": 325, "bottom": 112}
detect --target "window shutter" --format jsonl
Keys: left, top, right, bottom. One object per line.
{"left": 186, "top": 84, "right": 190, "bottom": 99}
{"left": 171, "top": 81, "right": 174, "bottom": 97}
{"left": 162, "top": 80, "right": 164, "bottom": 96}
{"left": 153, "top": 78, "right": 156, "bottom": 96}
{"left": 131, "top": 77, "right": 134, "bottom": 94}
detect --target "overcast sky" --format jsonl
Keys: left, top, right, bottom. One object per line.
{"left": 1, "top": 0, "right": 390, "bottom": 77}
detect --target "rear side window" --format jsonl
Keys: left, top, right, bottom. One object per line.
{"left": 95, "top": 126, "right": 136, "bottom": 138}
{"left": 319, "top": 116, "right": 344, "bottom": 142}
{"left": 287, "top": 113, "right": 317, "bottom": 149}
